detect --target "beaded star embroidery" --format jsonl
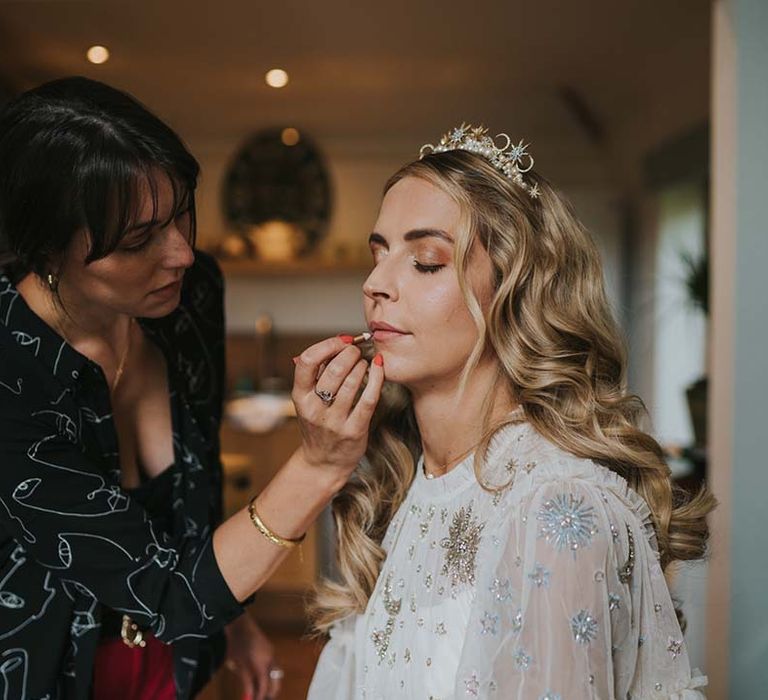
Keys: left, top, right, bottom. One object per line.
{"left": 440, "top": 503, "right": 485, "bottom": 587}
{"left": 370, "top": 572, "right": 402, "bottom": 664}
{"left": 513, "top": 647, "right": 532, "bottom": 670}
{"left": 571, "top": 609, "right": 599, "bottom": 645}
{"left": 528, "top": 563, "right": 551, "bottom": 588}
{"left": 537, "top": 492, "right": 598, "bottom": 553}
{"left": 480, "top": 611, "right": 499, "bottom": 635}
{"left": 464, "top": 673, "right": 480, "bottom": 696}
{"left": 489, "top": 577, "right": 513, "bottom": 602}
{"left": 667, "top": 637, "right": 683, "bottom": 659}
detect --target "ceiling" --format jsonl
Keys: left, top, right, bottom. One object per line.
{"left": 0, "top": 0, "right": 710, "bottom": 187}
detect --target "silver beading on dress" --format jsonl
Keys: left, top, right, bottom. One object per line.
{"left": 419, "top": 123, "right": 540, "bottom": 198}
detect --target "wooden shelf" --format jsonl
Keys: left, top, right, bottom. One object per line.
{"left": 218, "top": 257, "right": 371, "bottom": 277}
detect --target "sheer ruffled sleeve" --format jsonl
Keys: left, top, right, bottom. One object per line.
{"left": 453, "top": 466, "right": 706, "bottom": 699}
{"left": 307, "top": 615, "right": 357, "bottom": 700}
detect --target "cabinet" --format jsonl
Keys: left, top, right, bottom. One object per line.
{"left": 219, "top": 419, "right": 319, "bottom": 595}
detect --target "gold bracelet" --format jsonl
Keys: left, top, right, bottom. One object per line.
{"left": 247, "top": 495, "right": 306, "bottom": 549}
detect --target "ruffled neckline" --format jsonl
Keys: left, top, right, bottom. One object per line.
{"left": 412, "top": 407, "right": 527, "bottom": 500}
{"left": 411, "top": 408, "right": 658, "bottom": 546}
{"left": 413, "top": 451, "right": 476, "bottom": 498}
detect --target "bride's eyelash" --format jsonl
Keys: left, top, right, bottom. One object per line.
{"left": 412, "top": 259, "right": 445, "bottom": 274}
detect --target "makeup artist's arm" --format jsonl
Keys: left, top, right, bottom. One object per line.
{"left": 213, "top": 336, "right": 382, "bottom": 601}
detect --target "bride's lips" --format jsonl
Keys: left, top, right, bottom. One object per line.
{"left": 369, "top": 321, "right": 411, "bottom": 342}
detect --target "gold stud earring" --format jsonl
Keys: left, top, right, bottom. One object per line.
{"left": 46, "top": 273, "right": 58, "bottom": 292}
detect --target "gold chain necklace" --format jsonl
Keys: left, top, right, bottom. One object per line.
{"left": 111, "top": 319, "right": 133, "bottom": 392}
{"left": 423, "top": 440, "right": 481, "bottom": 480}
{"left": 54, "top": 315, "right": 134, "bottom": 393}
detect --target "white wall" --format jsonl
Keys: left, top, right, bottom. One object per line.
{"left": 652, "top": 184, "right": 707, "bottom": 446}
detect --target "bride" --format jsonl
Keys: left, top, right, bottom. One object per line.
{"left": 307, "top": 125, "right": 714, "bottom": 699}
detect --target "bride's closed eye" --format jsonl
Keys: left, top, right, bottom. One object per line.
{"left": 411, "top": 259, "right": 445, "bottom": 274}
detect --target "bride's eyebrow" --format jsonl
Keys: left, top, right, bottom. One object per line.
{"left": 368, "top": 229, "right": 454, "bottom": 247}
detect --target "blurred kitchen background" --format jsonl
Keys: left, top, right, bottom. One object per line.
{"left": 1, "top": 1, "right": 765, "bottom": 698}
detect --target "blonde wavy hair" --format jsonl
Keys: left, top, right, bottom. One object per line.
{"left": 310, "top": 150, "right": 716, "bottom": 633}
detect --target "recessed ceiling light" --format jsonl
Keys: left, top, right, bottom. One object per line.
{"left": 86, "top": 45, "right": 110, "bottom": 65}
{"left": 281, "top": 128, "right": 300, "bottom": 146}
{"left": 265, "top": 69, "right": 289, "bottom": 89}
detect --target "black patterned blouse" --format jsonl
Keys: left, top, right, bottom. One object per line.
{"left": 0, "top": 251, "right": 244, "bottom": 699}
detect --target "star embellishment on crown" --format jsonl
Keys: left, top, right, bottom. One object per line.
{"left": 420, "top": 123, "right": 538, "bottom": 197}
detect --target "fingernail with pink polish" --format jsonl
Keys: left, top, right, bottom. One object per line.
{"left": 373, "top": 353, "right": 383, "bottom": 367}
{"left": 338, "top": 334, "right": 354, "bottom": 344}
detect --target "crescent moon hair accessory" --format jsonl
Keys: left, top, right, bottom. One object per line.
{"left": 419, "top": 123, "right": 540, "bottom": 199}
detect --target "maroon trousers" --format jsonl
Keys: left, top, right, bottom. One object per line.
{"left": 92, "top": 634, "right": 176, "bottom": 700}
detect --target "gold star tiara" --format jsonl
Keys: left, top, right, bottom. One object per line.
{"left": 419, "top": 123, "right": 539, "bottom": 198}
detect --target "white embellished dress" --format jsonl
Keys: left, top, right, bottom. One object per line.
{"left": 308, "top": 416, "right": 707, "bottom": 699}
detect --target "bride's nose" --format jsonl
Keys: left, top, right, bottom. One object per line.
{"left": 363, "top": 257, "right": 399, "bottom": 303}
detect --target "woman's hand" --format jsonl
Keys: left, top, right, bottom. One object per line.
{"left": 292, "top": 336, "right": 383, "bottom": 480}
{"left": 224, "top": 614, "right": 280, "bottom": 700}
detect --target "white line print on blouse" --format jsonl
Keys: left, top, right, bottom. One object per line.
{"left": 0, "top": 572, "right": 56, "bottom": 642}
{"left": 177, "top": 438, "right": 204, "bottom": 473}
{"left": 12, "top": 411, "right": 132, "bottom": 518}
{"left": 0, "top": 277, "right": 19, "bottom": 326}
{"left": 0, "top": 545, "right": 28, "bottom": 611}
{"left": 173, "top": 307, "right": 217, "bottom": 406}
{"left": 31, "top": 409, "right": 79, "bottom": 442}
{"left": 49, "top": 387, "right": 72, "bottom": 406}
{"left": 53, "top": 532, "right": 137, "bottom": 570}
{"left": 183, "top": 516, "right": 199, "bottom": 538}
{"left": 12, "top": 473, "right": 129, "bottom": 518}
{"left": 36, "top": 514, "right": 213, "bottom": 646}
{"left": 11, "top": 331, "right": 41, "bottom": 357}
{"left": 60, "top": 579, "right": 100, "bottom": 638}
{"left": 0, "top": 275, "right": 231, "bottom": 684}
{"left": 52, "top": 340, "right": 65, "bottom": 376}
{"left": 0, "top": 372, "right": 22, "bottom": 396}
{"left": 0, "top": 495, "right": 36, "bottom": 544}
{"left": 80, "top": 407, "right": 113, "bottom": 425}
{"left": 91, "top": 518, "right": 213, "bottom": 643}
{"left": 0, "top": 647, "right": 29, "bottom": 699}
{"left": 0, "top": 348, "right": 24, "bottom": 396}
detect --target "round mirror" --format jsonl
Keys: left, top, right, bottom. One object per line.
{"left": 221, "top": 128, "right": 332, "bottom": 259}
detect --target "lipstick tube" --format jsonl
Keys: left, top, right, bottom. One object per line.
{"left": 352, "top": 331, "right": 372, "bottom": 345}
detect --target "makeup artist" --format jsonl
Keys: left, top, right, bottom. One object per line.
{"left": 0, "top": 77, "right": 384, "bottom": 700}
